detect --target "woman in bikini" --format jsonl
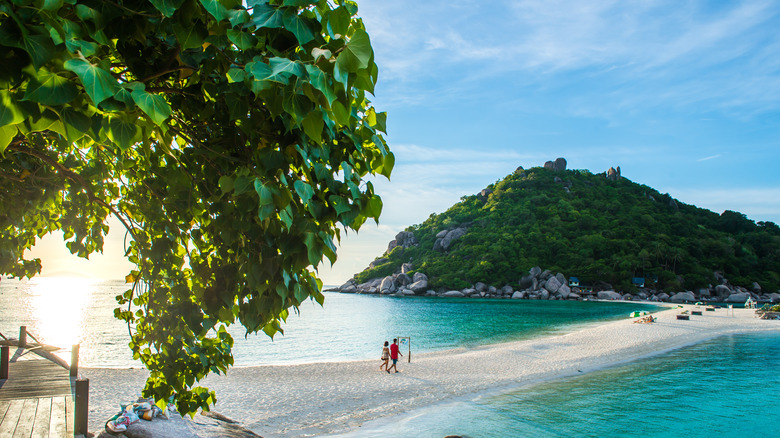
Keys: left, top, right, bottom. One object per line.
{"left": 380, "top": 341, "right": 390, "bottom": 372}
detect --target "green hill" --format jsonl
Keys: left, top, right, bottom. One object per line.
{"left": 354, "top": 161, "right": 780, "bottom": 293}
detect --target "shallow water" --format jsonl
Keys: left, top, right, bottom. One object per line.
{"left": 340, "top": 332, "right": 780, "bottom": 437}
{"left": 0, "top": 277, "right": 662, "bottom": 367}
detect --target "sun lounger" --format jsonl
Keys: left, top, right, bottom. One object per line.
{"left": 676, "top": 314, "right": 690, "bottom": 320}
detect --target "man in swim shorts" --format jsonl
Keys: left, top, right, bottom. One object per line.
{"left": 388, "top": 338, "right": 403, "bottom": 373}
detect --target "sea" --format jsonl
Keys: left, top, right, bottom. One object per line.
{"left": 2, "top": 277, "right": 779, "bottom": 437}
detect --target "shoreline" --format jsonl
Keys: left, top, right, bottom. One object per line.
{"left": 83, "top": 304, "right": 780, "bottom": 437}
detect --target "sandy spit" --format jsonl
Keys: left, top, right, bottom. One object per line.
{"left": 83, "top": 305, "right": 780, "bottom": 437}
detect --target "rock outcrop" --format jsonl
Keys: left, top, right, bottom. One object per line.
{"left": 607, "top": 166, "right": 621, "bottom": 181}
{"left": 386, "top": 231, "right": 417, "bottom": 254}
{"left": 434, "top": 227, "right": 467, "bottom": 252}
{"left": 543, "top": 157, "right": 567, "bottom": 172}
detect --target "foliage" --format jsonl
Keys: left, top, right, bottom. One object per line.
{"left": 0, "top": 0, "right": 391, "bottom": 414}
{"left": 358, "top": 167, "right": 780, "bottom": 293}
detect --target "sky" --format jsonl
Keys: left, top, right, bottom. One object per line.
{"left": 27, "top": 0, "right": 780, "bottom": 284}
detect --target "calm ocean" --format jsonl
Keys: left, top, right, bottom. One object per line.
{"left": 3, "top": 277, "right": 777, "bottom": 437}
{"left": 340, "top": 332, "right": 780, "bottom": 437}
{"left": 0, "top": 277, "right": 662, "bottom": 367}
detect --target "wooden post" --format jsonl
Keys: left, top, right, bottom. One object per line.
{"left": 19, "top": 326, "right": 27, "bottom": 348}
{"left": 74, "top": 378, "right": 89, "bottom": 435}
{"left": 407, "top": 337, "right": 411, "bottom": 363}
{"left": 70, "top": 344, "right": 79, "bottom": 377}
{"left": 1, "top": 345, "right": 8, "bottom": 379}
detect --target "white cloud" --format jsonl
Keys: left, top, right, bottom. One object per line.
{"left": 697, "top": 154, "right": 722, "bottom": 162}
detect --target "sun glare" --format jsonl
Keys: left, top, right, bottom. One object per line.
{"left": 27, "top": 277, "right": 96, "bottom": 348}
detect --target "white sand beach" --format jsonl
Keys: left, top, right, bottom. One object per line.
{"left": 84, "top": 304, "right": 780, "bottom": 437}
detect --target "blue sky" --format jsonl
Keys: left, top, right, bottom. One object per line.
{"left": 28, "top": 0, "right": 780, "bottom": 283}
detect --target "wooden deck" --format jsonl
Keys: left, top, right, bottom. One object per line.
{"left": 0, "top": 347, "right": 75, "bottom": 438}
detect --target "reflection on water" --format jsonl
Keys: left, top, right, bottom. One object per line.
{"left": 27, "top": 277, "right": 97, "bottom": 348}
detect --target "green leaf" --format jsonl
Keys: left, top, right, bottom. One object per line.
{"left": 106, "top": 116, "right": 140, "bottom": 150}
{"left": 279, "top": 205, "right": 293, "bottom": 230}
{"left": 294, "top": 180, "right": 314, "bottom": 204}
{"left": 227, "top": 9, "right": 250, "bottom": 27}
{"left": 22, "top": 70, "right": 78, "bottom": 105}
{"left": 326, "top": 6, "right": 351, "bottom": 38}
{"left": 0, "top": 91, "right": 26, "bottom": 127}
{"left": 218, "top": 175, "right": 234, "bottom": 194}
{"left": 282, "top": 9, "right": 315, "bottom": 45}
{"left": 226, "top": 30, "right": 258, "bottom": 50}
{"left": 334, "top": 30, "right": 372, "bottom": 82}
{"left": 22, "top": 34, "right": 56, "bottom": 70}
{"left": 174, "top": 22, "right": 208, "bottom": 50}
{"left": 254, "top": 179, "right": 274, "bottom": 206}
{"left": 282, "top": 0, "right": 315, "bottom": 6}
{"left": 65, "top": 38, "right": 98, "bottom": 57}
{"left": 131, "top": 90, "right": 171, "bottom": 126}
{"left": 252, "top": 3, "right": 284, "bottom": 28}
{"left": 60, "top": 107, "right": 90, "bottom": 142}
{"left": 234, "top": 175, "right": 253, "bottom": 195}
{"left": 0, "top": 125, "right": 19, "bottom": 155}
{"left": 41, "top": 0, "right": 64, "bottom": 12}
{"left": 227, "top": 96, "right": 248, "bottom": 121}
{"left": 63, "top": 58, "right": 120, "bottom": 106}
{"left": 331, "top": 100, "right": 350, "bottom": 126}
{"left": 199, "top": 0, "right": 229, "bottom": 21}
{"left": 367, "top": 194, "right": 383, "bottom": 219}
{"left": 247, "top": 58, "right": 305, "bottom": 84}
{"left": 303, "top": 231, "right": 322, "bottom": 266}
{"left": 329, "top": 195, "right": 351, "bottom": 215}
{"left": 380, "top": 151, "right": 394, "bottom": 179}
{"left": 226, "top": 68, "right": 246, "bottom": 83}
{"left": 304, "top": 65, "right": 336, "bottom": 105}
{"left": 301, "top": 110, "right": 323, "bottom": 144}
{"left": 148, "top": 0, "right": 185, "bottom": 17}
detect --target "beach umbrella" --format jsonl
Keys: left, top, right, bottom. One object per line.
{"left": 629, "top": 311, "right": 649, "bottom": 318}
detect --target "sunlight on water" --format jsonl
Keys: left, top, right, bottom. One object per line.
{"left": 26, "top": 277, "right": 96, "bottom": 348}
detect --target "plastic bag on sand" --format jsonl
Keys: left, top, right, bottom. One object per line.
{"left": 105, "top": 414, "right": 130, "bottom": 433}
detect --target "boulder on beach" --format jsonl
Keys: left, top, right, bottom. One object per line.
{"left": 656, "top": 292, "right": 670, "bottom": 301}
{"left": 413, "top": 272, "right": 428, "bottom": 283}
{"left": 714, "top": 284, "right": 731, "bottom": 298}
{"left": 597, "top": 290, "right": 623, "bottom": 300}
{"left": 725, "top": 292, "right": 750, "bottom": 303}
{"left": 442, "top": 290, "right": 465, "bottom": 297}
{"left": 670, "top": 291, "right": 696, "bottom": 303}
{"left": 409, "top": 279, "right": 428, "bottom": 293}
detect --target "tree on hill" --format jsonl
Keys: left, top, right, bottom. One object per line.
{"left": 355, "top": 167, "right": 780, "bottom": 294}
{"left": 0, "top": 0, "right": 392, "bottom": 414}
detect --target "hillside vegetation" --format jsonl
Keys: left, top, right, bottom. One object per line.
{"left": 355, "top": 165, "right": 780, "bottom": 293}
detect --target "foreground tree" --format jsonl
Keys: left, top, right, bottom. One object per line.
{"left": 0, "top": 0, "right": 391, "bottom": 413}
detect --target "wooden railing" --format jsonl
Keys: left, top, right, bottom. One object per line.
{"left": 0, "top": 325, "right": 90, "bottom": 435}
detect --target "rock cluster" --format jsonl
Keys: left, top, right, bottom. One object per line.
{"left": 607, "top": 166, "right": 621, "bottom": 181}
{"left": 386, "top": 230, "right": 417, "bottom": 254}
{"left": 433, "top": 227, "right": 467, "bottom": 252}
{"left": 543, "top": 157, "right": 567, "bottom": 172}
{"left": 332, "top": 266, "right": 780, "bottom": 305}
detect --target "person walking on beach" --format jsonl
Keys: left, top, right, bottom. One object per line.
{"left": 380, "top": 341, "right": 390, "bottom": 372}
{"left": 387, "top": 338, "right": 403, "bottom": 373}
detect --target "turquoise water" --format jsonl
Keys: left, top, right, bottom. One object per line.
{"left": 342, "top": 332, "right": 780, "bottom": 437}
{"left": 0, "top": 278, "right": 662, "bottom": 367}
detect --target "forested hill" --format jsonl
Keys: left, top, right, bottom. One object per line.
{"left": 353, "top": 161, "right": 780, "bottom": 293}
